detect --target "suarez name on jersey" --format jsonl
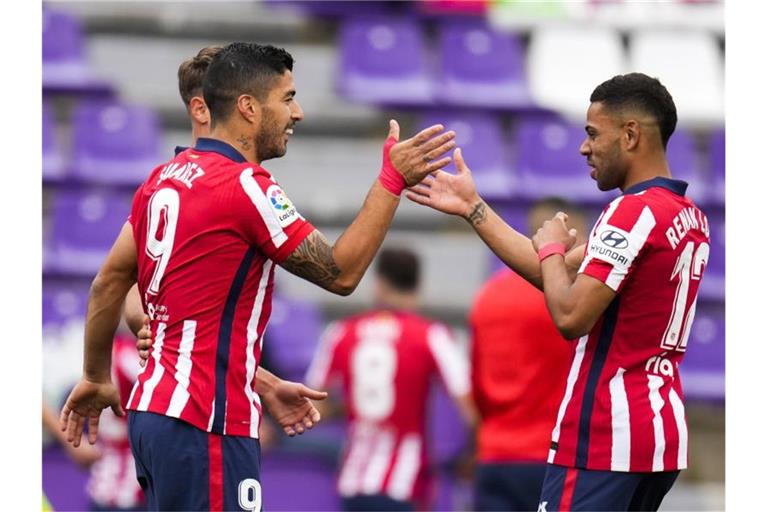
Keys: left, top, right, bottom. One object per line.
{"left": 548, "top": 177, "right": 710, "bottom": 473}
{"left": 126, "top": 138, "right": 315, "bottom": 438}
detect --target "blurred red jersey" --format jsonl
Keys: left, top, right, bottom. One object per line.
{"left": 126, "top": 138, "right": 314, "bottom": 438}
{"left": 469, "top": 269, "right": 572, "bottom": 463}
{"left": 87, "top": 335, "right": 144, "bottom": 509}
{"left": 306, "top": 310, "right": 470, "bottom": 503}
{"left": 550, "top": 178, "right": 710, "bottom": 472}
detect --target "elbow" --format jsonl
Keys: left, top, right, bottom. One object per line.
{"left": 329, "top": 279, "right": 357, "bottom": 297}
{"left": 553, "top": 314, "right": 592, "bottom": 341}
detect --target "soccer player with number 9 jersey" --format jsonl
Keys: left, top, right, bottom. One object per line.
{"left": 407, "top": 73, "right": 710, "bottom": 511}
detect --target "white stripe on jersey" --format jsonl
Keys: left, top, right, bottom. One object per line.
{"left": 605, "top": 206, "right": 657, "bottom": 291}
{"left": 339, "top": 424, "right": 375, "bottom": 497}
{"left": 387, "top": 433, "right": 422, "bottom": 501}
{"left": 609, "top": 367, "right": 631, "bottom": 471}
{"left": 549, "top": 335, "right": 588, "bottom": 464}
{"left": 244, "top": 260, "right": 273, "bottom": 438}
{"left": 426, "top": 324, "right": 470, "bottom": 397}
{"left": 648, "top": 375, "right": 667, "bottom": 471}
{"left": 305, "top": 322, "right": 345, "bottom": 389}
{"left": 669, "top": 387, "right": 688, "bottom": 469}
{"left": 166, "top": 320, "right": 198, "bottom": 418}
{"left": 239, "top": 169, "right": 288, "bottom": 247}
{"left": 207, "top": 400, "right": 215, "bottom": 431}
{"left": 137, "top": 322, "right": 167, "bottom": 410}
{"left": 361, "top": 429, "right": 396, "bottom": 495}
{"left": 579, "top": 196, "right": 624, "bottom": 274}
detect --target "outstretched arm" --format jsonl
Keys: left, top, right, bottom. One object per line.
{"left": 280, "top": 120, "right": 456, "bottom": 295}
{"left": 59, "top": 222, "right": 137, "bottom": 447}
{"left": 406, "top": 148, "right": 585, "bottom": 290}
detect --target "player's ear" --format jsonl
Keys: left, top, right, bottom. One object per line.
{"left": 189, "top": 96, "right": 210, "bottom": 126}
{"left": 236, "top": 94, "right": 261, "bottom": 125}
{"left": 624, "top": 120, "right": 640, "bottom": 151}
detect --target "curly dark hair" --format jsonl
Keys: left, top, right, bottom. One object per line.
{"left": 590, "top": 73, "right": 678, "bottom": 149}
{"left": 203, "top": 42, "right": 294, "bottom": 124}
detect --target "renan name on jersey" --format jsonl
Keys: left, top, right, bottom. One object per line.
{"left": 665, "top": 206, "right": 709, "bottom": 250}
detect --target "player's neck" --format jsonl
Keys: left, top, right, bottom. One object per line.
{"left": 376, "top": 293, "right": 418, "bottom": 312}
{"left": 208, "top": 125, "right": 260, "bottom": 164}
{"left": 621, "top": 154, "right": 672, "bottom": 191}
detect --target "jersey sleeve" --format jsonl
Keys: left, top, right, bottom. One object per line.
{"left": 236, "top": 167, "right": 315, "bottom": 263}
{"left": 426, "top": 323, "right": 470, "bottom": 397}
{"left": 579, "top": 194, "right": 657, "bottom": 293}
{"left": 305, "top": 321, "right": 346, "bottom": 389}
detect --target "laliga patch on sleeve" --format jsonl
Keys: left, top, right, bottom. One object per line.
{"left": 589, "top": 226, "right": 633, "bottom": 268}
{"left": 266, "top": 184, "right": 302, "bottom": 228}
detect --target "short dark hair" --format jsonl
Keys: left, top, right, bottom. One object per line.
{"left": 177, "top": 46, "right": 222, "bottom": 108}
{"left": 590, "top": 73, "right": 678, "bottom": 149}
{"left": 376, "top": 248, "right": 420, "bottom": 292}
{"left": 203, "top": 42, "right": 294, "bottom": 124}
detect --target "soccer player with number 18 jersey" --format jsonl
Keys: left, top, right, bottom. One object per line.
{"left": 60, "top": 42, "right": 457, "bottom": 511}
{"left": 408, "top": 73, "right": 710, "bottom": 511}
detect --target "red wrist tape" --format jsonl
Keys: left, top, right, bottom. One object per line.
{"left": 538, "top": 242, "right": 566, "bottom": 262}
{"left": 378, "top": 136, "right": 406, "bottom": 196}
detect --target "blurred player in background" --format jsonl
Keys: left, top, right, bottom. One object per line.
{"left": 60, "top": 42, "right": 456, "bottom": 510}
{"left": 306, "top": 248, "right": 477, "bottom": 511}
{"left": 408, "top": 73, "right": 710, "bottom": 511}
{"left": 469, "top": 198, "right": 587, "bottom": 511}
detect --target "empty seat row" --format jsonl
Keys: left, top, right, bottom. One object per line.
{"left": 336, "top": 16, "right": 724, "bottom": 125}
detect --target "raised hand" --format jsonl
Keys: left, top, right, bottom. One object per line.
{"left": 532, "top": 212, "right": 579, "bottom": 253}
{"left": 59, "top": 379, "right": 125, "bottom": 447}
{"left": 406, "top": 148, "right": 483, "bottom": 219}
{"left": 387, "top": 120, "right": 457, "bottom": 186}
{"left": 261, "top": 380, "right": 328, "bottom": 437}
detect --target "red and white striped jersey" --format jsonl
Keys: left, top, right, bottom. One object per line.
{"left": 126, "top": 138, "right": 314, "bottom": 438}
{"left": 305, "top": 310, "right": 470, "bottom": 503}
{"left": 549, "top": 177, "right": 710, "bottom": 472}
{"left": 87, "top": 335, "right": 144, "bottom": 509}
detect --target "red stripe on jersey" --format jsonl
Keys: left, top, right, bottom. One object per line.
{"left": 559, "top": 468, "right": 578, "bottom": 511}
{"left": 208, "top": 434, "right": 224, "bottom": 511}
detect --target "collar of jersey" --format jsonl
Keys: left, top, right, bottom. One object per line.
{"left": 623, "top": 176, "right": 688, "bottom": 196}
{"left": 193, "top": 137, "right": 248, "bottom": 163}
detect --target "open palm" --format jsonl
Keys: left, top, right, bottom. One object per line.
{"left": 405, "top": 148, "right": 480, "bottom": 217}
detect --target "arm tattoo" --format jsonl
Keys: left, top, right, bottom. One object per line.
{"left": 465, "top": 201, "right": 488, "bottom": 227}
{"left": 281, "top": 230, "right": 341, "bottom": 289}
{"left": 237, "top": 135, "right": 251, "bottom": 150}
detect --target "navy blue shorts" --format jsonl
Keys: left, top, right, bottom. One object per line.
{"left": 538, "top": 464, "right": 679, "bottom": 511}
{"left": 128, "top": 411, "right": 262, "bottom": 511}
{"left": 474, "top": 461, "right": 547, "bottom": 511}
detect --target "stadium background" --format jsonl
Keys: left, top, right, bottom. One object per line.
{"left": 41, "top": 1, "right": 725, "bottom": 510}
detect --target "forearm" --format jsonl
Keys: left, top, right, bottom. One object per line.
{"left": 83, "top": 270, "right": 135, "bottom": 382}
{"left": 123, "top": 284, "right": 145, "bottom": 337}
{"left": 540, "top": 256, "right": 582, "bottom": 339}
{"left": 464, "top": 199, "right": 544, "bottom": 289}
{"left": 330, "top": 180, "right": 400, "bottom": 294}
{"left": 255, "top": 367, "right": 282, "bottom": 396}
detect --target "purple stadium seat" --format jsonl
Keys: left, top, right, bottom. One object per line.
{"left": 679, "top": 303, "right": 724, "bottom": 401}
{"left": 260, "top": 451, "right": 340, "bottom": 511}
{"left": 666, "top": 129, "right": 706, "bottom": 204}
{"left": 42, "top": 279, "right": 90, "bottom": 329}
{"left": 266, "top": 296, "right": 324, "bottom": 383}
{"left": 698, "top": 209, "right": 724, "bottom": 300}
{"left": 428, "top": 384, "right": 469, "bottom": 467}
{"left": 709, "top": 129, "right": 725, "bottom": 205}
{"left": 337, "top": 16, "right": 433, "bottom": 106}
{"left": 514, "top": 115, "right": 605, "bottom": 202}
{"left": 436, "top": 19, "right": 529, "bottom": 108}
{"left": 43, "top": 102, "right": 65, "bottom": 180}
{"left": 43, "top": 445, "right": 90, "bottom": 512}
{"left": 419, "top": 111, "right": 514, "bottom": 199}
{"left": 71, "top": 101, "right": 163, "bottom": 185}
{"left": 42, "top": 8, "right": 112, "bottom": 96}
{"left": 48, "top": 189, "right": 133, "bottom": 275}
{"left": 265, "top": 0, "right": 397, "bottom": 17}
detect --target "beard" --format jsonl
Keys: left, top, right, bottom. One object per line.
{"left": 255, "top": 107, "right": 288, "bottom": 162}
{"left": 595, "top": 139, "right": 626, "bottom": 191}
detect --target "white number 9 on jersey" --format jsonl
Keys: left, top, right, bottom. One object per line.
{"left": 145, "top": 188, "right": 180, "bottom": 295}
{"left": 238, "top": 478, "right": 262, "bottom": 512}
